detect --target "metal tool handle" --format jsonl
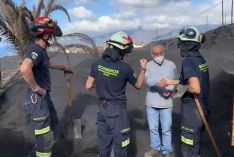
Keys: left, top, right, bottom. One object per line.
{"left": 66, "top": 79, "right": 73, "bottom": 109}
{"left": 231, "top": 92, "right": 234, "bottom": 146}
{"left": 64, "top": 70, "right": 73, "bottom": 109}
{"left": 194, "top": 95, "right": 222, "bottom": 157}
{"left": 64, "top": 71, "right": 73, "bottom": 80}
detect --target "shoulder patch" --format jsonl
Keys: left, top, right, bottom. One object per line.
{"left": 31, "top": 52, "right": 38, "bottom": 60}
{"left": 198, "top": 63, "right": 208, "bottom": 72}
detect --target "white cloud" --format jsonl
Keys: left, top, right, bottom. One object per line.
{"left": 113, "top": 11, "right": 136, "bottom": 20}
{"left": 58, "top": 0, "right": 230, "bottom": 44}
{"left": 74, "top": 0, "right": 96, "bottom": 4}
{"left": 63, "top": 15, "right": 141, "bottom": 35}
{"left": 62, "top": 1, "right": 193, "bottom": 35}
{"left": 112, "top": 0, "right": 187, "bottom": 8}
{"left": 141, "top": 15, "right": 190, "bottom": 30}
{"left": 114, "top": 0, "right": 158, "bottom": 8}
{"left": 69, "top": 6, "right": 96, "bottom": 20}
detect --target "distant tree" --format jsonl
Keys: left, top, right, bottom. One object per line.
{"left": 0, "top": 0, "right": 98, "bottom": 59}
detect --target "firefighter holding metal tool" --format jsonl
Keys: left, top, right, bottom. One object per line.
{"left": 160, "top": 26, "right": 210, "bottom": 157}
{"left": 20, "top": 17, "right": 73, "bottom": 157}
{"left": 86, "top": 31, "right": 147, "bottom": 157}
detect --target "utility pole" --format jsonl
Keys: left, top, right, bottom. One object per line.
{"left": 222, "top": 0, "right": 224, "bottom": 25}
{"left": 225, "top": 12, "right": 227, "bottom": 26}
{"left": 232, "top": 0, "right": 233, "bottom": 24}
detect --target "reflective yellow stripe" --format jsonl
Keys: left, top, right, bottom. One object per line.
{"left": 35, "top": 126, "right": 50, "bottom": 135}
{"left": 121, "top": 128, "right": 130, "bottom": 133}
{"left": 36, "top": 151, "right": 52, "bottom": 157}
{"left": 122, "top": 138, "right": 130, "bottom": 147}
{"left": 181, "top": 135, "right": 193, "bottom": 145}
{"left": 33, "top": 116, "right": 47, "bottom": 121}
{"left": 199, "top": 63, "right": 208, "bottom": 72}
{"left": 199, "top": 63, "right": 208, "bottom": 69}
{"left": 181, "top": 126, "right": 194, "bottom": 132}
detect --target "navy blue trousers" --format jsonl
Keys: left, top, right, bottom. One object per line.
{"left": 23, "top": 89, "right": 59, "bottom": 157}
{"left": 97, "top": 102, "right": 130, "bottom": 157}
{"left": 181, "top": 100, "right": 208, "bottom": 157}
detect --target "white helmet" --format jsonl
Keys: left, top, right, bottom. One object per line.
{"left": 178, "top": 26, "right": 205, "bottom": 44}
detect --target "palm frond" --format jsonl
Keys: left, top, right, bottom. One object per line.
{"left": 48, "top": 44, "right": 95, "bottom": 59}
{"left": 0, "top": 1, "right": 18, "bottom": 33}
{"left": 0, "top": 17, "right": 23, "bottom": 57}
{"left": 34, "top": 0, "right": 45, "bottom": 18}
{"left": 3, "top": 0, "right": 18, "bottom": 15}
{"left": 21, "top": 5, "right": 34, "bottom": 21}
{"left": 32, "top": 5, "right": 36, "bottom": 17}
{"left": 49, "top": 4, "right": 71, "bottom": 22}
{"left": 17, "top": 7, "right": 32, "bottom": 55}
{"left": 21, "top": 0, "right": 26, "bottom": 8}
{"left": 52, "top": 41, "right": 71, "bottom": 66}
{"left": 63, "top": 33, "right": 99, "bottom": 56}
{"left": 44, "top": 0, "right": 54, "bottom": 17}
{"left": 65, "top": 44, "right": 95, "bottom": 54}
{"left": 19, "top": 2, "right": 34, "bottom": 39}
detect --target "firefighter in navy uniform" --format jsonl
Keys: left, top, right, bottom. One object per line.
{"left": 20, "top": 17, "right": 72, "bottom": 157}
{"left": 86, "top": 31, "right": 147, "bottom": 157}
{"left": 160, "top": 26, "right": 209, "bottom": 157}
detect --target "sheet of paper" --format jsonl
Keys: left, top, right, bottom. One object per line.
{"left": 173, "top": 85, "right": 188, "bottom": 98}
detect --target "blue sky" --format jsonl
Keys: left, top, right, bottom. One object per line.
{"left": 12, "top": 0, "right": 228, "bottom": 35}
{"left": 0, "top": 0, "right": 232, "bottom": 57}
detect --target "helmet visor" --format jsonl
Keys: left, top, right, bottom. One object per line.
{"left": 179, "top": 28, "right": 197, "bottom": 39}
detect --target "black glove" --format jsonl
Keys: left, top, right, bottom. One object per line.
{"left": 149, "top": 85, "right": 173, "bottom": 98}
{"left": 64, "top": 66, "right": 73, "bottom": 73}
{"left": 149, "top": 84, "right": 167, "bottom": 93}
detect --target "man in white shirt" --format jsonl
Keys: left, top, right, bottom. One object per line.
{"left": 144, "top": 44, "right": 177, "bottom": 157}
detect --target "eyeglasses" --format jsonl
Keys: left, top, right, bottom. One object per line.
{"left": 179, "top": 28, "right": 196, "bottom": 39}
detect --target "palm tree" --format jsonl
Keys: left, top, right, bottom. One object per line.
{"left": 0, "top": 0, "right": 98, "bottom": 87}
{"left": 0, "top": 0, "right": 98, "bottom": 59}
{"left": 0, "top": 0, "right": 33, "bottom": 58}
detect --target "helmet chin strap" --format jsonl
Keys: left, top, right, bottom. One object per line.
{"left": 120, "top": 50, "right": 125, "bottom": 60}
{"left": 41, "top": 35, "right": 51, "bottom": 47}
{"left": 120, "top": 43, "right": 133, "bottom": 60}
{"left": 42, "top": 38, "right": 50, "bottom": 47}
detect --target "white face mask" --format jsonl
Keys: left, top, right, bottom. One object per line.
{"left": 153, "top": 55, "right": 164, "bottom": 65}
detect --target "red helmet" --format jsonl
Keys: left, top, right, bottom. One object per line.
{"left": 33, "top": 16, "right": 62, "bottom": 37}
